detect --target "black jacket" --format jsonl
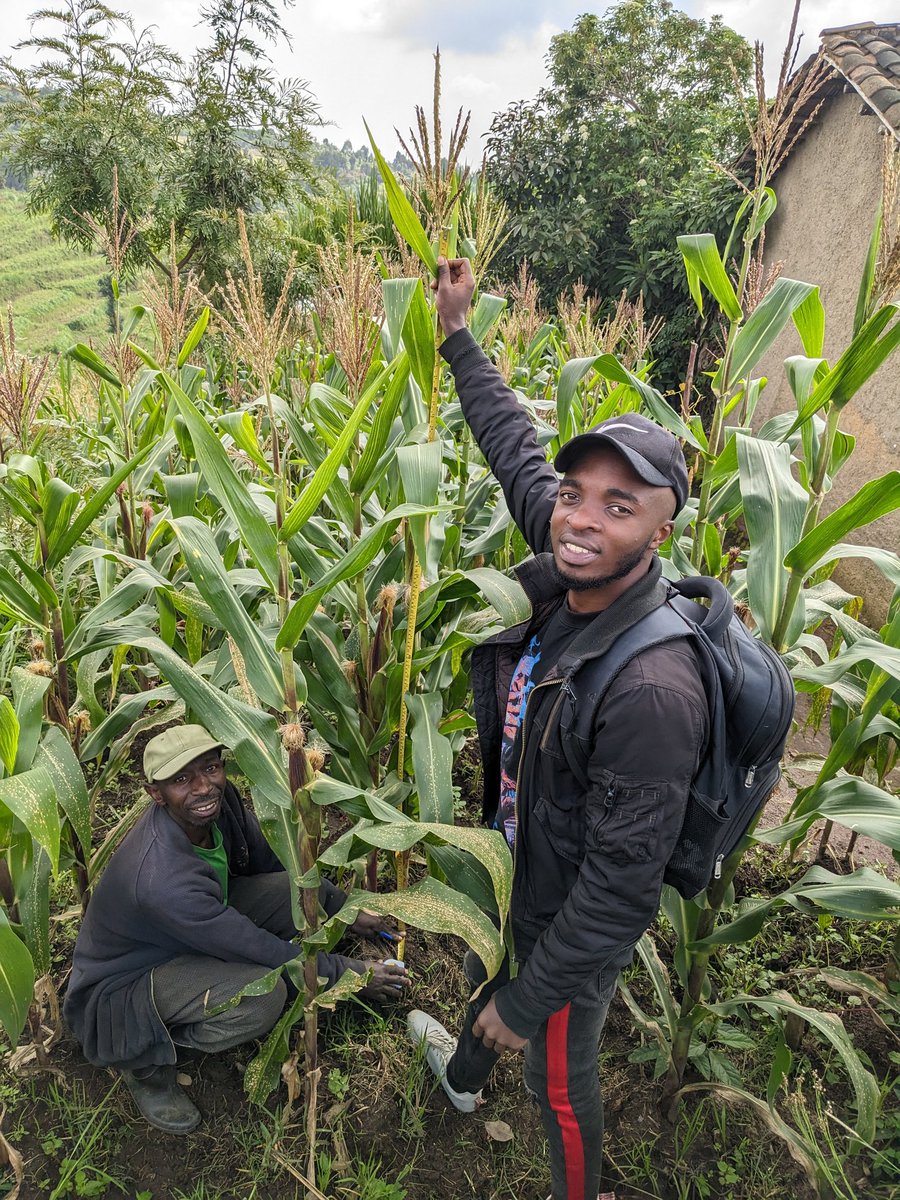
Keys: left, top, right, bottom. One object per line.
{"left": 442, "top": 329, "right": 709, "bottom": 1039}
{"left": 64, "top": 783, "right": 361, "bottom": 1069}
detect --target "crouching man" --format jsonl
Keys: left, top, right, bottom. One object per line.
{"left": 64, "top": 724, "right": 408, "bottom": 1133}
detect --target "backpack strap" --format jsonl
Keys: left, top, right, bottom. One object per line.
{"left": 558, "top": 600, "right": 699, "bottom": 789}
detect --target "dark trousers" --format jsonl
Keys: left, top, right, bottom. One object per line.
{"left": 446, "top": 952, "right": 615, "bottom": 1200}
{"left": 149, "top": 873, "right": 294, "bottom": 1055}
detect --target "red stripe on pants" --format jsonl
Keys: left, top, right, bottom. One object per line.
{"left": 547, "top": 1004, "right": 585, "bottom": 1200}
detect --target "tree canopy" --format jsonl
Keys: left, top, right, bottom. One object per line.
{"left": 485, "top": 0, "right": 753, "bottom": 374}
{"left": 0, "top": 0, "right": 318, "bottom": 286}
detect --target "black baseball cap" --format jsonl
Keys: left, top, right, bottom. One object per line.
{"left": 554, "top": 413, "right": 689, "bottom": 515}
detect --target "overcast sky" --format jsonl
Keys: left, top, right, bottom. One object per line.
{"left": 2, "top": 1, "right": 894, "bottom": 159}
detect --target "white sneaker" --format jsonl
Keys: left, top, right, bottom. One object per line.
{"left": 406, "top": 1009, "right": 482, "bottom": 1113}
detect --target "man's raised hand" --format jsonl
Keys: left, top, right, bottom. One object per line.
{"left": 432, "top": 257, "right": 476, "bottom": 337}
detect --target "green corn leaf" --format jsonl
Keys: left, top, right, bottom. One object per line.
{"left": 280, "top": 360, "right": 395, "bottom": 541}
{"left": 11, "top": 667, "right": 52, "bottom": 773}
{"left": 277, "top": 502, "right": 437, "bottom": 651}
{"left": 6, "top": 549, "right": 58, "bottom": 609}
{"left": 795, "top": 776, "right": 900, "bottom": 850}
{"left": 40, "top": 477, "right": 80, "bottom": 556}
{"left": 402, "top": 280, "right": 436, "bottom": 402}
{"left": 349, "top": 355, "right": 411, "bottom": 492}
{"left": 792, "top": 639, "right": 900, "bottom": 688}
{"left": 333, "top": 876, "right": 504, "bottom": 980}
{"left": 216, "top": 412, "right": 271, "bottom": 474}
{"left": 365, "top": 121, "right": 437, "bottom": 273}
{"left": 0, "top": 696, "right": 19, "bottom": 776}
{"left": 244, "top": 988, "right": 305, "bottom": 1105}
{"left": 129, "top": 341, "right": 163, "bottom": 373}
{"left": 10, "top": 834, "right": 51, "bottom": 974}
{"left": 0, "top": 762, "right": 61, "bottom": 873}
{"left": 783, "top": 472, "right": 900, "bottom": 575}
{"left": 397, "top": 442, "right": 442, "bottom": 566}
{"left": 635, "top": 933, "right": 679, "bottom": 1036}
{"left": 309, "top": 775, "right": 413, "bottom": 823}
{"left": 323, "top": 818, "right": 512, "bottom": 938}
{"left": 716, "top": 279, "right": 816, "bottom": 387}
{"left": 730, "top": 990, "right": 879, "bottom": 1143}
{"left": 407, "top": 692, "right": 454, "bottom": 824}
{"left": 78, "top": 684, "right": 178, "bottom": 762}
{"left": 176, "top": 306, "right": 210, "bottom": 368}
{"left": 818, "top": 968, "right": 900, "bottom": 1018}
{"left": 562, "top": 353, "right": 702, "bottom": 450}
{"left": 791, "top": 286, "right": 825, "bottom": 357}
{"left": 6, "top": 452, "right": 42, "bottom": 489}
{"left": 767, "top": 1032, "right": 792, "bottom": 1108}
{"left": 470, "top": 293, "right": 507, "bottom": 345}
{"left": 783, "top": 356, "right": 827, "bottom": 409}
{"left": 161, "top": 472, "right": 200, "bottom": 519}
{"left": 383, "top": 279, "right": 419, "bottom": 359}
{"left": 723, "top": 188, "right": 777, "bottom": 263}
{"left": 0, "top": 566, "right": 44, "bottom": 627}
{"left": 426, "top": 844, "right": 497, "bottom": 916}
{"left": 170, "top": 517, "right": 285, "bottom": 710}
{"left": 35, "top": 724, "right": 91, "bottom": 857}
{"left": 736, "top": 435, "right": 808, "bottom": 645}
{"left": 702, "top": 522, "right": 723, "bottom": 578}
{"left": 854, "top": 202, "right": 883, "bottom": 337}
{"left": 66, "top": 343, "right": 122, "bottom": 388}
{"left": 787, "top": 302, "right": 900, "bottom": 433}
{"left": 66, "top": 566, "right": 161, "bottom": 658}
{"left": 677, "top": 1081, "right": 819, "bottom": 1191}
{"left": 799, "top": 543, "right": 900, "bottom": 589}
{"left": 677, "top": 233, "right": 742, "bottom": 322}
{"left": 0, "top": 907, "right": 34, "bottom": 1048}
{"left": 46, "top": 443, "right": 154, "bottom": 570}
{"left": 0, "top": 480, "right": 38, "bottom": 526}
{"left": 163, "top": 373, "right": 280, "bottom": 590}
{"left": 465, "top": 567, "right": 530, "bottom": 626}
{"left": 786, "top": 864, "right": 900, "bottom": 920}
{"left": 693, "top": 867, "right": 900, "bottom": 944}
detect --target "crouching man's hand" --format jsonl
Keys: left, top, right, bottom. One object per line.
{"left": 473, "top": 996, "right": 527, "bottom": 1053}
{"left": 359, "top": 959, "right": 409, "bottom": 1003}
{"left": 349, "top": 909, "right": 399, "bottom": 944}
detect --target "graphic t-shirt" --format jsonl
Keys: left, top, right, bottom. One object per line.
{"left": 192, "top": 822, "right": 229, "bottom": 904}
{"left": 495, "top": 601, "right": 597, "bottom": 848}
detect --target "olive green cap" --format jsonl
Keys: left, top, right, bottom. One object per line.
{"left": 143, "top": 724, "right": 224, "bottom": 783}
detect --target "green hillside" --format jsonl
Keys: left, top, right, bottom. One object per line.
{"left": 0, "top": 188, "right": 115, "bottom": 355}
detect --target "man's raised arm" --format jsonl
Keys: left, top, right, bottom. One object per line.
{"left": 434, "top": 257, "right": 558, "bottom": 556}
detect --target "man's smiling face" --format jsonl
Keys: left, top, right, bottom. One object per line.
{"left": 549, "top": 444, "right": 676, "bottom": 611}
{"left": 146, "top": 749, "right": 226, "bottom": 845}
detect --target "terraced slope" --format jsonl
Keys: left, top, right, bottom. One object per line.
{"left": 0, "top": 188, "right": 113, "bottom": 354}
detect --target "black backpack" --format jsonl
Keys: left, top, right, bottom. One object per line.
{"left": 565, "top": 576, "right": 795, "bottom": 898}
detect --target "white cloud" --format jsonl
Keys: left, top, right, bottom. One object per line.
{"left": 3, "top": 1, "right": 898, "bottom": 159}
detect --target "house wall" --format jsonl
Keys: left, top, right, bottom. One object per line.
{"left": 754, "top": 87, "right": 899, "bottom": 620}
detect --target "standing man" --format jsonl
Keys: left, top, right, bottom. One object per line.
{"left": 408, "top": 259, "right": 709, "bottom": 1200}
{"left": 65, "top": 724, "right": 407, "bottom": 1133}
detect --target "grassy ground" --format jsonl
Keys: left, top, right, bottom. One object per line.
{"left": 0, "top": 188, "right": 115, "bottom": 355}
{"left": 1, "top": 756, "right": 898, "bottom": 1200}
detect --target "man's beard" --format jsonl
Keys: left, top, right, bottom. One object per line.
{"left": 549, "top": 538, "right": 654, "bottom": 592}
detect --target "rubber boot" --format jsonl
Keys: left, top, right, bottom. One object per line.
{"left": 121, "top": 1063, "right": 201, "bottom": 1134}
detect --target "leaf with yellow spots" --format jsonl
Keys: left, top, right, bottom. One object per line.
{"left": 0, "top": 907, "right": 34, "bottom": 1048}
{"left": 326, "top": 877, "right": 505, "bottom": 981}
{"left": 0, "top": 763, "right": 60, "bottom": 874}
